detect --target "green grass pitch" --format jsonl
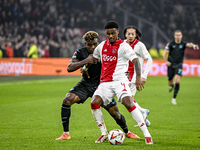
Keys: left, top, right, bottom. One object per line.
{"left": 0, "top": 76, "right": 200, "bottom": 150}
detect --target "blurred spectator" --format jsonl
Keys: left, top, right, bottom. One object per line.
{"left": 0, "top": 49, "right": 2, "bottom": 58}
{"left": 0, "top": 0, "right": 199, "bottom": 58}
{"left": 6, "top": 41, "right": 14, "bottom": 58}
{"left": 27, "top": 36, "right": 39, "bottom": 58}
{"left": 14, "top": 34, "right": 26, "bottom": 57}
{"left": 48, "top": 39, "right": 60, "bottom": 57}
{"left": 60, "top": 40, "right": 75, "bottom": 58}
{"left": 40, "top": 39, "right": 50, "bottom": 58}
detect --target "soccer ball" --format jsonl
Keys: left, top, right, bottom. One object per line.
{"left": 108, "top": 129, "right": 125, "bottom": 145}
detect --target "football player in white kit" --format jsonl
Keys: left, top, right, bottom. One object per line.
{"left": 90, "top": 21, "right": 153, "bottom": 144}
{"left": 123, "top": 26, "right": 153, "bottom": 127}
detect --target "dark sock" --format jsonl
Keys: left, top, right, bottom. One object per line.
{"left": 173, "top": 83, "right": 180, "bottom": 98}
{"left": 115, "top": 114, "right": 129, "bottom": 134}
{"left": 61, "top": 104, "right": 71, "bottom": 132}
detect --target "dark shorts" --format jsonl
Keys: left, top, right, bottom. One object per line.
{"left": 101, "top": 99, "right": 117, "bottom": 111}
{"left": 69, "top": 81, "right": 117, "bottom": 110}
{"left": 69, "top": 81, "right": 94, "bottom": 104}
{"left": 168, "top": 64, "right": 182, "bottom": 80}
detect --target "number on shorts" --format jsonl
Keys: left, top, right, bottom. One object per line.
{"left": 121, "top": 82, "right": 127, "bottom": 92}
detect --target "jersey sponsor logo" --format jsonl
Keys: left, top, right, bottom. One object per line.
{"left": 102, "top": 54, "right": 117, "bottom": 62}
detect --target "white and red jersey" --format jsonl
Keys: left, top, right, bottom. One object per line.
{"left": 93, "top": 38, "right": 137, "bottom": 83}
{"left": 125, "top": 39, "right": 152, "bottom": 83}
{"left": 126, "top": 39, "right": 139, "bottom": 81}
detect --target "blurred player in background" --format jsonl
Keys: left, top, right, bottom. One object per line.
{"left": 123, "top": 26, "right": 153, "bottom": 127}
{"left": 91, "top": 21, "right": 153, "bottom": 144}
{"left": 163, "top": 30, "right": 199, "bottom": 105}
{"left": 56, "top": 31, "right": 139, "bottom": 142}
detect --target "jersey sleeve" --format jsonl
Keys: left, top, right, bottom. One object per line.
{"left": 165, "top": 42, "right": 170, "bottom": 51}
{"left": 123, "top": 42, "right": 137, "bottom": 61}
{"left": 93, "top": 41, "right": 104, "bottom": 60}
{"left": 71, "top": 49, "right": 82, "bottom": 61}
{"left": 137, "top": 42, "right": 153, "bottom": 79}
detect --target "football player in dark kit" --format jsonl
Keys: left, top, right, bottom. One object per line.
{"left": 163, "top": 30, "right": 199, "bottom": 105}
{"left": 56, "top": 31, "right": 139, "bottom": 142}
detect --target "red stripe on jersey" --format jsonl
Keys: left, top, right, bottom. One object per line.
{"left": 126, "top": 39, "right": 139, "bottom": 81}
{"left": 100, "top": 38, "right": 124, "bottom": 83}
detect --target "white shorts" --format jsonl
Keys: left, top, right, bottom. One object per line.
{"left": 93, "top": 80, "right": 132, "bottom": 105}
{"left": 129, "top": 82, "right": 136, "bottom": 96}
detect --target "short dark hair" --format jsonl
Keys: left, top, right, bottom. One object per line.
{"left": 123, "top": 26, "right": 142, "bottom": 39}
{"left": 104, "top": 21, "right": 119, "bottom": 29}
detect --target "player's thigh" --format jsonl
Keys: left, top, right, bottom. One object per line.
{"left": 174, "top": 66, "right": 183, "bottom": 77}
{"left": 167, "top": 66, "right": 174, "bottom": 80}
{"left": 93, "top": 82, "right": 115, "bottom": 105}
{"left": 129, "top": 83, "right": 136, "bottom": 97}
{"left": 68, "top": 82, "right": 91, "bottom": 104}
{"left": 174, "top": 65, "right": 182, "bottom": 83}
{"left": 114, "top": 80, "right": 132, "bottom": 103}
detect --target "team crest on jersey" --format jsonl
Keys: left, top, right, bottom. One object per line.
{"left": 112, "top": 48, "right": 117, "bottom": 54}
{"left": 179, "top": 45, "right": 183, "bottom": 49}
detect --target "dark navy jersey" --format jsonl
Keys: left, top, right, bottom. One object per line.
{"left": 165, "top": 41, "right": 186, "bottom": 67}
{"left": 72, "top": 46, "right": 101, "bottom": 92}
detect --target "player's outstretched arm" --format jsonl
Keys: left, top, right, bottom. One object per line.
{"left": 67, "top": 54, "right": 97, "bottom": 72}
{"left": 186, "top": 43, "right": 199, "bottom": 50}
{"left": 132, "top": 58, "right": 144, "bottom": 91}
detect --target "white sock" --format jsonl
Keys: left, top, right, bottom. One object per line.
{"left": 91, "top": 108, "right": 107, "bottom": 135}
{"left": 64, "top": 131, "right": 69, "bottom": 134}
{"left": 130, "top": 107, "right": 151, "bottom": 137}
{"left": 133, "top": 100, "right": 145, "bottom": 112}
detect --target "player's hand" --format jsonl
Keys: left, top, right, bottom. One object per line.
{"left": 193, "top": 44, "right": 199, "bottom": 50}
{"left": 80, "top": 68, "right": 90, "bottom": 78}
{"left": 135, "top": 76, "right": 144, "bottom": 91}
{"left": 165, "top": 61, "right": 171, "bottom": 67}
{"left": 125, "top": 71, "right": 130, "bottom": 80}
{"left": 141, "top": 78, "right": 146, "bottom": 84}
{"left": 82, "top": 70, "right": 90, "bottom": 78}
{"left": 86, "top": 54, "right": 97, "bottom": 64}
{"left": 81, "top": 64, "right": 90, "bottom": 78}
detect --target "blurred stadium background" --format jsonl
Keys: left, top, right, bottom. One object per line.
{"left": 0, "top": 0, "right": 200, "bottom": 59}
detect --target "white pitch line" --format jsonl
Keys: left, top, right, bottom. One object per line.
{"left": 0, "top": 78, "right": 70, "bottom": 86}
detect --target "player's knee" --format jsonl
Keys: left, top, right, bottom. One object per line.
{"left": 109, "top": 108, "right": 121, "bottom": 120}
{"left": 63, "top": 94, "right": 74, "bottom": 106}
{"left": 63, "top": 98, "right": 72, "bottom": 106}
{"left": 91, "top": 95, "right": 103, "bottom": 107}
